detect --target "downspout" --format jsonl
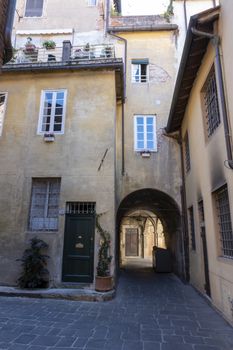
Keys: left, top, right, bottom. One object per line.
{"left": 106, "top": 0, "right": 127, "bottom": 176}
{"left": 184, "top": 0, "right": 188, "bottom": 32}
{"left": 213, "top": 0, "right": 216, "bottom": 7}
{"left": 179, "top": 130, "right": 190, "bottom": 282}
{"left": 191, "top": 28, "right": 233, "bottom": 169}
{"left": 3, "top": 0, "right": 16, "bottom": 64}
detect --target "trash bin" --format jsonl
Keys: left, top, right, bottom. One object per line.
{"left": 152, "top": 246, "right": 172, "bottom": 273}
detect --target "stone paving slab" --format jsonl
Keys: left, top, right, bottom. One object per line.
{"left": 0, "top": 287, "right": 115, "bottom": 302}
{"left": 0, "top": 268, "right": 232, "bottom": 350}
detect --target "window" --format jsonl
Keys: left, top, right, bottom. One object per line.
{"left": 202, "top": 67, "right": 221, "bottom": 137}
{"left": 184, "top": 132, "right": 191, "bottom": 173}
{"left": 134, "top": 115, "right": 157, "bottom": 151}
{"left": 215, "top": 185, "right": 233, "bottom": 258}
{"left": 132, "top": 59, "right": 149, "bottom": 83}
{"left": 88, "top": 0, "right": 97, "bottom": 6}
{"left": 29, "top": 178, "right": 61, "bottom": 231}
{"left": 66, "top": 202, "right": 96, "bottom": 215}
{"left": 0, "top": 93, "right": 7, "bottom": 136}
{"left": 38, "top": 90, "right": 67, "bottom": 134}
{"left": 188, "top": 206, "right": 196, "bottom": 250}
{"left": 25, "top": 0, "right": 44, "bottom": 17}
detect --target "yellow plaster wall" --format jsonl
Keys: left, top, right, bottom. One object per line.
{"left": 0, "top": 69, "right": 117, "bottom": 286}
{"left": 181, "top": 41, "right": 233, "bottom": 323}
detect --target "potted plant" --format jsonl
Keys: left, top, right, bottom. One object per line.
{"left": 17, "top": 237, "right": 50, "bottom": 289}
{"left": 24, "top": 37, "right": 36, "bottom": 53}
{"left": 42, "top": 40, "right": 56, "bottom": 50}
{"left": 95, "top": 214, "right": 113, "bottom": 292}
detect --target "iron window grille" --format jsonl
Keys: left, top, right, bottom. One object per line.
{"left": 198, "top": 200, "right": 205, "bottom": 225}
{"left": 29, "top": 178, "right": 61, "bottom": 231}
{"left": 184, "top": 132, "right": 191, "bottom": 173}
{"left": 202, "top": 67, "right": 221, "bottom": 137}
{"left": 66, "top": 202, "right": 96, "bottom": 215}
{"left": 215, "top": 185, "right": 233, "bottom": 258}
{"left": 188, "top": 206, "right": 196, "bottom": 250}
{"left": 25, "top": 0, "right": 44, "bottom": 17}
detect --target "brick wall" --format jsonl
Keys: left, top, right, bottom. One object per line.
{"left": 0, "top": 0, "right": 8, "bottom": 67}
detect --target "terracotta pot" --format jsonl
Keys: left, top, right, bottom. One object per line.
{"left": 95, "top": 275, "right": 113, "bottom": 292}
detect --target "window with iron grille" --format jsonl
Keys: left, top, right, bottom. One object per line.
{"left": 184, "top": 132, "right": 191, "bottom": 173}
{"left": 202, "top": 67, "right": 221, "bottom": 137}
{"left": 38, "top": 90, "right": 67, "bottom": 134}
{"left": 0, "top": 93, "right": 7, "bottom": 136}
{"left": 188, "top": 206, "right": 196, "bottom": 250}
{"left": 215, "top": 185, "right": 233, "bottom": 258}
{"left": 25, "top": 0, "right": 44, "bottom": 17}
{"left": 198, "top": 200, "right": 205, "bottom": 225}
{"left": 66, "top": 202, "right": 96, "bottom": 215}
{"left": 29, "top": 178, "right": 61, "bottom": 231}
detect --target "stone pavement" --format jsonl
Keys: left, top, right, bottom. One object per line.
{"left": 0, "top": 267, "right": 233, "bottom": 350}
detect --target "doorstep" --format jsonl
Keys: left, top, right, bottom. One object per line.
{"left": 0, "top": 286, "right": 115, "bottom": 302}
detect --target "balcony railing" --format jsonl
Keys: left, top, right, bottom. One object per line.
{"left": 7, "top": 43, "right": 115, "bottom": 66}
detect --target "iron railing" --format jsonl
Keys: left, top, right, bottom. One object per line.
{"left": 7, "top": 44, "right": 115, "bottom": 65}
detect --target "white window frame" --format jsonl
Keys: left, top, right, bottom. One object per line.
{"left": 88, "top": 0, "right": 97, "bottom": 6}
{"left": 134, "top": 115, "right": 157, "bottom": 152}
{"left": 29, "top": 178, "right": 61, "bottom": 232}
{"left": 24, "top": 0, "right": 44, "bottom": 17}
{"left": 0, "top": 92, "right": 8, "bottom": 137}
{"left": 131, "top": 63, "right": 148, "bottom": 83}
{"left": 37, "top": 89, "right": 67, "bottom": 135}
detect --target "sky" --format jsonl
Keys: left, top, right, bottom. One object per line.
{"left": 121, "top": 0, "right": 170, "bottom": 16}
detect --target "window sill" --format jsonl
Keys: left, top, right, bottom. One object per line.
{"left": 217, "top": 256, "right": 233, "bottom": 265}
{"left": 26, "top": 230, "right": 58, "bottom": 235}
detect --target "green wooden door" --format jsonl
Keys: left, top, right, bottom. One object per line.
{"left": 62, "top": 214, "right": 95, "bottom": 283}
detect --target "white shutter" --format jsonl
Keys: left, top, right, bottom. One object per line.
{"left": 0, "top": 93, "right": 7, "bottom": 137}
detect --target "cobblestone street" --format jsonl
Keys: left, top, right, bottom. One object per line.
{"left": 0, "top": 267, "right": 233, "bottom": 350}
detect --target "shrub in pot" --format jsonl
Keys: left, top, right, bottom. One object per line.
{"left": 17, "top": 237, "right": 49, "bottom": 289}
{"left": 95, "top": 214, "right": 113, "bottom": 292}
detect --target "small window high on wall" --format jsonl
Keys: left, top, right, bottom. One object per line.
{"left": 25, "top": 0, "right": 44, "bottom": 17}
{"left": 132, "top": 59, "right": 149, "bottom": 83}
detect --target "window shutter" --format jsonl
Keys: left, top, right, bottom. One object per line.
{"left": 25, "top": 0, "right": 44, "bottom": 17}
{"left": 0, "top": 94, "right": 7, "bottom": 136}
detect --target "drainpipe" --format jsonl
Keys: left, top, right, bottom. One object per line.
{"left": 191, "top": 28, "right": 233, "bottom": 169}
{"left": 3, "top": 0, "right": 16, "bottom": 64}
{"left": 213, "top": 0, "right": 216, "bottom": 7}
{"left": 106, "top": 0, "right": 127, "bottom": 175}
{"left": 183, "top": 0, "right": 188, "bottom": 32}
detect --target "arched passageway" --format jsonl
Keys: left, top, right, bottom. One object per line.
{"left": 116, "top": 188, "right": 185, "bottom": 278}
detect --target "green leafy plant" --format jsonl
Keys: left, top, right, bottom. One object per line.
{"left": 17, "top": 237, "right": 49, "bottom": 289}
{"left": 96, "top": 214, "right": 112, "bottom": 277}
{"left": 42, "top": 40, "right": 56, "bottom": 49}
{"left": 163, "top": 0, "right": 174, "bottom": 22}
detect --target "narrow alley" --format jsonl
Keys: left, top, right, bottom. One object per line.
{"left": 0, "top": 267, "right": 232, "bottom": 350}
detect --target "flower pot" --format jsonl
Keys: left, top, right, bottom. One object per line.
{"left": 95, "top": 275, "right": 113, "bottom": 292}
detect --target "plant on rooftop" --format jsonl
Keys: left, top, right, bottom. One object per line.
{"left": 24, "top": 37, "right": 36, "bottom": 52}
{"left": 17, "top": 237, "right": 49, "bottom": 289}
{"left": 163, "top": 0, "right": 174, "bottom": 23}
{"left": 42, "top": 40, "right": 56, "bottom": 50}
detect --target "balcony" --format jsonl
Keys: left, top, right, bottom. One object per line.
{"left": 7, "top": 42, "right": 116, "bottom": 67}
